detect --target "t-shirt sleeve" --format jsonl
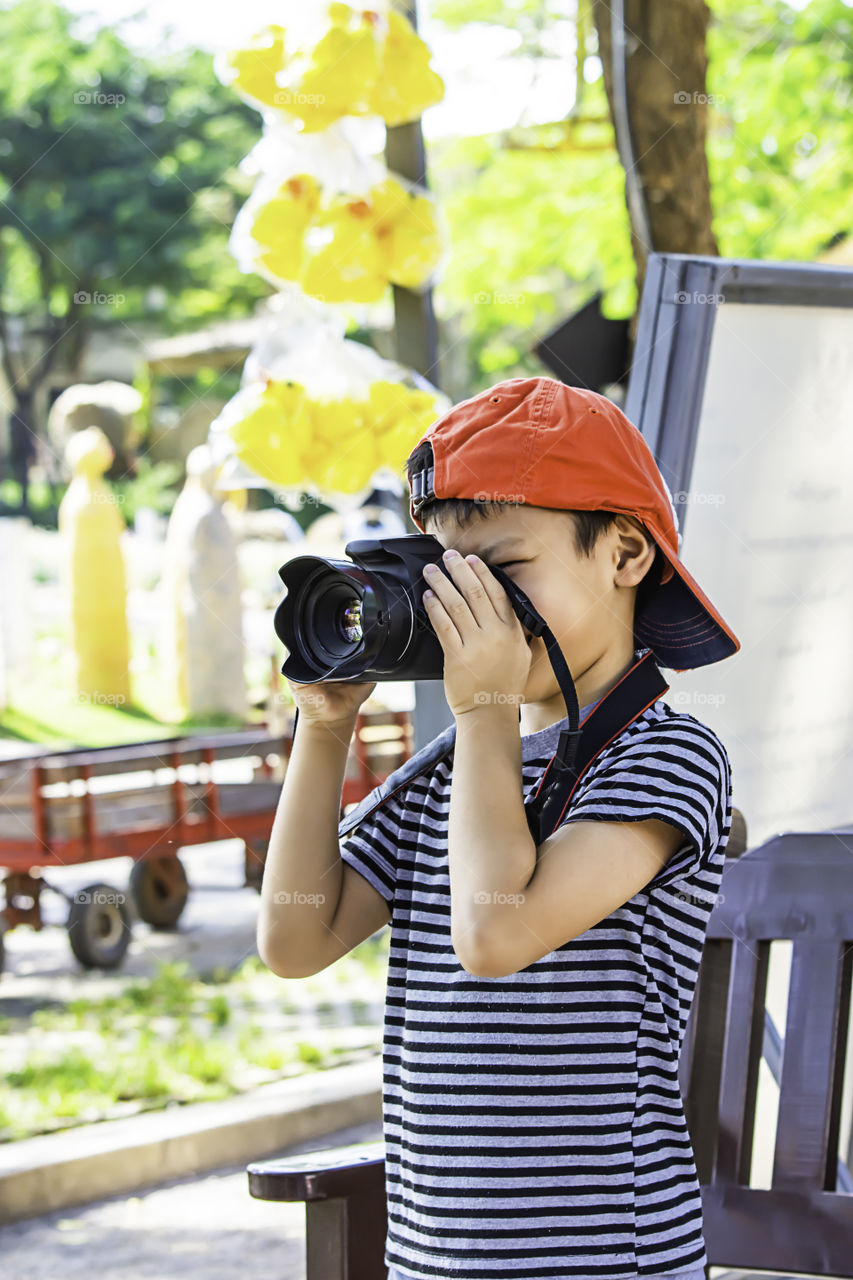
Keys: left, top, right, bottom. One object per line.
{"left": 339, "top": 782, "right": 409, "bottom": 907}
{"left": 564, "top": 715, "right": 732, "bottom": 890}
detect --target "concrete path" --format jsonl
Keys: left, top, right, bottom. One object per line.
{"left": 0, "top": 1118, "right": 382, "bottom": 1280}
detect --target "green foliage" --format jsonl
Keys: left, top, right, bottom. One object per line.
{"left": 432, "top": 0, "right": 578, "bottom": 58}
{"left": 430, "top": 95, "right": 634, "bottom": 389}
{"left": 707, "top": 0, "right": 853, "bottom": 259}
{"left": 428, "top": 0, "right": 853, "bottom": 387}
{"left": 123, "top": 960, "right": 196, "bottom": 1016}
{"left": 0, "top": 477, "right": 58, "bottom": 527}
{"left": 0, "top": 0, "right": 268, "bottom": 387}
{"left": 112, "top": 456, "right": 184, "bottom": 523}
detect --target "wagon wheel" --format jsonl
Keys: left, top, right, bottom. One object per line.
{"left": 67, "top": 882, "right": 132, "bottom": 970}
{"left": 129, "top": 855, "right": 189, "bottom": 928}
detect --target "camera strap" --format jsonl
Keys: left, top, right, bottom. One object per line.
{"left": 336, "top": 646, "right": 668, "bottom": 847}
{"left": 524, "top": 644, "right": 668, "bottom": 844}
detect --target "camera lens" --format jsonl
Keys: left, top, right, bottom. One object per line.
{"left": 338, "top": 597, "right": 363, "bottom": 644}
{"left": 275, "top": 538, "right": 454, "bottom": 683}
{"left": 304, "top": 578, "right": 369, "bottom": 664}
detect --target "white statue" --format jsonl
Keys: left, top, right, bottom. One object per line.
{"left": 160, "top": 445, "right": 247, "bottom": 721}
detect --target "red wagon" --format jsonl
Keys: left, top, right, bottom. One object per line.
{"left": 0, "top": 709, "right": 412, "bottom": 974}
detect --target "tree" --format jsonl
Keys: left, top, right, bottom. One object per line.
{"left": 591, "top": 0, "right": 718, "bottom": 317}
{"left": 428, "top": 0, "right": 853, "bottom": 390}
{"left": 0, "top": 0, "right": 269, "bottom": 511}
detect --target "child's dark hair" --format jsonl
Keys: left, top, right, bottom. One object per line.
{"left": 405, "top": 438, "right": 664, "bottom": 614}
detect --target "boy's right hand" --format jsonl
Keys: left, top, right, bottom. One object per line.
{"left": 286, "top": 677, "right": 377, "bottom": 729}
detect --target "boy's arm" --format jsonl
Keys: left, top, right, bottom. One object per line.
{"left": 257, "top": 716, "right": 390, "bottom": 979}
{"left": 456, "top": 814, "right": 682, "bottom": 978}
{"left": 448, "top": 704, "right": 726, "bottom": 978}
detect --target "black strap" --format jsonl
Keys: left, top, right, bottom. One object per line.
{"left": 523, "top": 647, "right": 668, "bottom": 844}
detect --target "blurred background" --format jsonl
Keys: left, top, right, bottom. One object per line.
{"left": 1, "top": 1, "right": 852, "bottom": 1273}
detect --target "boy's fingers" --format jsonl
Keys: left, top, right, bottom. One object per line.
{"left": 464, "top": 555, "right": 518, "bottom": 625}
{"left": 423, "top": 589, "right": 464, "bottom": 646}
{"left": 422, "top": 561, "right": 482, "bottom": 638}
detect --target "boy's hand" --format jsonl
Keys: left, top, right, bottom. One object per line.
{"left": 421, "top": 550, "right": 532, "bottom": 718}
{"left": 286, "top": 676, "right": 376, "bottom": 731}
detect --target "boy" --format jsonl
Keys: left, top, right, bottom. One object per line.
{"left": 258, "top": 377, "right": 739, "bottom": 1280}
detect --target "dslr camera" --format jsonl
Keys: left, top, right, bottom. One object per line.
{"left": 273, "top": 534, "right": 548, "bottom": 683}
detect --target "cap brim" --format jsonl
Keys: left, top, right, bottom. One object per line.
{"left": 636, "top": 537, "right": 740, "bottom": 671}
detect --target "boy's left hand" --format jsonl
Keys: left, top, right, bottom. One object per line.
{"left": 421, "top": 550, "right": 532, "bottom": 718}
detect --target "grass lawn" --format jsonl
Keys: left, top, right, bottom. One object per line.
{"left": 0, "top": 655, "right": 271, "bottom": 750}
{"left": 0, "top": 942, "right": 389, "bottom": 1143}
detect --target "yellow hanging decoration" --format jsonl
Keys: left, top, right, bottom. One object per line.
{"left": 248, "top": 176, "right": 442, "bottom": 298}
{"left": 221, "top": 4, "right": 444, "bottom": 130}
{"left": 217, "top": 376, "right": 444, "bottom": 495}
{"left": 293, "top": 4, "right": 382, "bottom": 132}
{"left": 223, "top": 25, "right": 288, "bottom": 111}
{"left": 250, "top": 173, "right": 323, "bottom": 281}
{"left": 227, "top": 381, "right": 314, "bottom": 487}
{"left": 370, "top": 177, "right": 443, "bottom": 288}
{"left": 366, "top": 8, "right": 445, "bottom": 126}
{"left": 302, "top": 195, "right": 389, "bottom": 302}
{"left": 214, "top": 3, "right": 448, "bottom": 499}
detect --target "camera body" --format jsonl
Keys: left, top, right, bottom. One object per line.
{"left": 274, "top": 533, "right": 546, "bottom": 683}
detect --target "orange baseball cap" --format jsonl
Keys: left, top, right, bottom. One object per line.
{"left": 407, "top": 376, "right": 740, "bottom": 673}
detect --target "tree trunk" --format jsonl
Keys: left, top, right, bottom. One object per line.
{"left": 8, "top": 392, "right": 36, "bottom": 517}
{"left": 592, "top": 0, "right": 718, "bottom": 328}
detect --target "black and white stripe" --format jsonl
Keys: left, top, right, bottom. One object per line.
{"left": 340, "top": 697, "right": 732, "bottom": 1280}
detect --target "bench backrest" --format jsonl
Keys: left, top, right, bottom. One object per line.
{"left": 680, "top": 827, "right": 853, "bottom": 1276}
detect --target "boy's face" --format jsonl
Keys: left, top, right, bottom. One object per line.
{"left": 423, "top": 502, "right": 654, "bottom": 709}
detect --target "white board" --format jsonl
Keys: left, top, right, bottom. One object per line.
{"left": 663, "top": 301, "right": 853, "bottom": 846}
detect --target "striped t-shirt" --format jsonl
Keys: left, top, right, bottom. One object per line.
{"left": 339, "top": 685, "right": 732, "bottom": 1280}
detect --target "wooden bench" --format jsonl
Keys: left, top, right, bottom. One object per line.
{"left": 246, "top": 808, "right": 853, "bottom": 1280}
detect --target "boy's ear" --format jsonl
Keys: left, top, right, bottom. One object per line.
{"left": 612, "top": 515, "right": 657, "bottom": 588}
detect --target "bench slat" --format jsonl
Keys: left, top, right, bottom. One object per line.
{"left": 683, "top": 938, "right": 732, "bottom": 1185}
{"left": 772, "top": 939, "right": 851, "bottom": 1192}
{"left": 716, "top": 937, "right": 768, "bottom": 1184}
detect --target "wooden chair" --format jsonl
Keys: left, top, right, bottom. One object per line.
{"left": 247, "top": 809, "right": 853, "bottom": 1280}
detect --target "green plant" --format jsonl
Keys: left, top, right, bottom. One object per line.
{"left": 206, "top": 993, "right": 231, "bottom": 1028}
{"left": 112, "top": 456, "right": 184, "bottom": 525}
